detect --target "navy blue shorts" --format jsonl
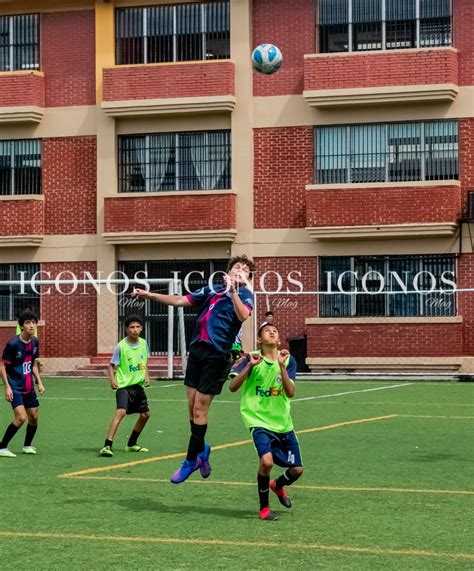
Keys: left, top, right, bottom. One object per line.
{"left": 251, "top": 427, "right": 303, "bottom": 468}
{"left": 11, "top": 389, "right": 39, "bottom": 410}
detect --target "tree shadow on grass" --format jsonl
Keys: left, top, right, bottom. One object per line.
{"left": 117, "top": 498, "right": 257, "bottom": 519}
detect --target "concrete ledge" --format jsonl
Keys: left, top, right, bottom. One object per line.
{"left": 306, "top": 316, "right": 461, "bottom": 325}
{"left": 306, "top": 357, "right": 462, "bottom": 372}
{"left": 102, "top": 229, "right": 237, "bottom": 244}
{"left": 0, "top": 194, "right": 44, "bottom": 201}
{"left": 303, "top": 84, "right": 458, "bottom": 108}
{"left": 101, "top": 95, "right": 236, "bottom": 117}
{"left": 0, "top": 235, "right": 43, "bottom": 247}
{"left": 306, "top": 181, "right": 461, "bottom": 190}
{"left": 306, "top": 223, "right": 459, "bottom": 241}
{"left": 0, "top": 105, "right": 44, "bottom": 123}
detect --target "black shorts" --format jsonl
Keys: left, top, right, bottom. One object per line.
{"left": 115, "top": 385, "right": 149, "bottom": 415}
{"left": 11, "top": 389, "right": 39, "bottom": 410}
{"left": 184, "top": 342, "right": 232, "bottom": 396}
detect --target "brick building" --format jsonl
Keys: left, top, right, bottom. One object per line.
{"left": 0, "top": 0, "right": 473, "bottom": 374}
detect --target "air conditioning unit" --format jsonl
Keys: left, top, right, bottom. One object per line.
{"left": 468, "top": 191, "right": 474, "bottom": 221}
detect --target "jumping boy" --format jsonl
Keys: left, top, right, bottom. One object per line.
{"left": 0, "top": 310, "right": 44, "bottom": 457}
{"left": 99, "top": 315, "right": 151, "bottom": 457}
{"left": 132, "top": 254, "right": 255, "bottom": 484}
{"left": 229, "top": 323, "right": 304, "bottom": 521}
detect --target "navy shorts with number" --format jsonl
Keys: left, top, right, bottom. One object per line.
{"left": 11, "top": 389, "right": 40, "bottom": 410}
{"left": 251, "top": 427, "right": 303, "bottom": 468}
{"left": 184, "top": 342, "right": 232, "bottom": 396}
{"left": 115, "top": 385, "right": 149, "bottom": 415}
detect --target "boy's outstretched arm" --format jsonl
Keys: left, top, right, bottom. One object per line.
{"left": 132, "top": 288, "right": 192, "bottom": 308}
{"left": 224, "top": 275, "right": 252, "bottom": 322}
{"left": 278, "top": 350, "right": 296, "bottom": 398}
{"left": 229, "top": 353, "right": 262, "bottom": 392}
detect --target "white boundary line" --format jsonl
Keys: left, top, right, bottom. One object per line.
{"left": 292, "top": 382, "right": 414, "bottom": 402}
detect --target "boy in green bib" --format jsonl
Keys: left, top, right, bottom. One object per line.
{"left": 229, "top": 323, "right": 303, "bottom": 521}
{"left": 99, "top": 315, "right": 150, "bottom": 457}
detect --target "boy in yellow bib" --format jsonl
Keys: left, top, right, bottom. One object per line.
{"left": 230, "top": 323, "right": 303, "bottom": 521}
{"left": 99, "top": 315, "right": 150, "bottom": 457}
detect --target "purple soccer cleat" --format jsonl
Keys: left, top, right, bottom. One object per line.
{"left": 170, "top": 458, "right": 200, "bottom": 484}
{"left": 198, "top": 443, "right": 212, "bottom": 479}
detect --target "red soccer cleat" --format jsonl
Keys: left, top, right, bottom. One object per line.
{"left": 259, "top": 507, "right": 278, "bottom": 521}
{"left": 270, "top": 479, "right": 292, "bottom": 508}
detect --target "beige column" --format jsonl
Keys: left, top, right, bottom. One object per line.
{"left": 230, "top": 0, "right": 256, "bottom": 349}
{"left": 95, "top": 1, "right": 118, "bottom": 354}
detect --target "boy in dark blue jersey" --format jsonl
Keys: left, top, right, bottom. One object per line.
{"left": 0, "top": 310, "right": 44, "bottom": 457}
{"left": 133, "top": 254, "right": 255, "bottom": 483}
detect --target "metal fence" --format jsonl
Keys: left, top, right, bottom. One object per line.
{"left": 0, "top": 264, "right": 40, "bottom": 321}
{"left": 0, "top": 13, "right": 39, "bottom": 71}
{"left": 118, "top": 130, "right": 231, "bottom": 192}
{"left": 316, "top": 121, "right": 458, "bottom": 184}
{"left": 320, "top": 254, "right": 456, "bottom": 318}
{"left": 115, "top": 1, "right": 230, "bottom": 64}
{"left": 319, "top": 0, "right": 451, "bottom": 52}
{"left": 0, "top": 139, "right": 41, "bottom": 196}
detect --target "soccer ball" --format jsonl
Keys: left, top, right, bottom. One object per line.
{"left": 252, "top": 44, "right": 283, "bottom": 75}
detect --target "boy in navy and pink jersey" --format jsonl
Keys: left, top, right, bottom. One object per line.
{"left": 133, "top": 254, "right": 255, "bottom": 484}
{"left": 0, "top": 310, "right": 44, "bottom": 458}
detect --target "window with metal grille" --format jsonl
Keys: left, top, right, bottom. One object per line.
{"left": 0, "top": 263, "right": 40, "bottom": 321}
{"left": 116, "top": 1, "right": 230, "bottom": 64}
{"left": 0, "top": 14, "right": 39, "bottom": 71}
{"left": 318, "top": 0, "right": 451, "bottom": 53}
{"left": 118, "top": 130, "right": 231, "bottom": 192}
{"left": 0, "top": 139, "right": 41, "bottom": 196}
{"left": 316, "top": 120, "right": 458, "bottom": 184}
{"left": 320, "top": 255, "right": 455, "bottom": 317}
{"left": 118, "top": 259, "right": 228, "bottom": 354}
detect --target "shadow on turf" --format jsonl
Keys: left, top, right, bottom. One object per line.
{"left": 118, "top": 498, "right": 257, "bottom": 519}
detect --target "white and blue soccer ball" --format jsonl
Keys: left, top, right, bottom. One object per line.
{"left": 252, "top": 44, "right": 283, "bottom": 75}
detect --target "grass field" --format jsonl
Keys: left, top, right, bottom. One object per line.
{"left": 0, "top": 378, "right": 472, "bottom": 569}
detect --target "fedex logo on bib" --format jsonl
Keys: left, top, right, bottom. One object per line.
{"left": 255, "top": 386, "right": 283, "bottom": 397}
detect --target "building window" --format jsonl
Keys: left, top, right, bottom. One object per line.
{"left": 0, "top": 139, "right": 41, "bottom": 196}
{"left": 118, "top": 259, "right": 228, "bottom": 354}
{"left": 116, "top": 1, "right": 230, "bottom": 64}
{"left": 118, "top": 130, "right": 231, "bottom": 192}
{"left": 320, "top": 255, "right": 455, "bottom": 317}
{"left": 0, "top": 14, "right": 39, "bottom": 71}
{"left": 0, "top": 264, "right": 40, "bottom": 321}
{"left": 316, "top": 121, "right": 458, "bottom": 184}
{"left": 319, "top": 0, "right": 452, "bottom": 53}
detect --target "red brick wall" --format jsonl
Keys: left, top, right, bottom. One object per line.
{"left": 0, "top": 199, "right": 44, "bottom": 235}
{"left": 254, "top": 127, "right": 313, "bottom": 228}
{"left": 41, "top": 11, "right": 95, "bottom": 107}
{"left": 40, "top": 262, "right": 97, "bottom": 358}
{"left": 308, "top": 322, "right": 463, "bottom": 357}
{"left": 0, "top": 73, "right": 44, "bottom": 107}
{"left": 253, "top": 0, "right": 315, "bottom": 96}
{"left": 103, "top": 61, "right": 234, "bottom": 101}
{"left": 454, "top": 0, "right": 474, "bottom": 85}
{"left": 304, "top": 49, "right": 458, "bottom": 91}
{"left": 459, "top": 118, "right": 474, "bottom": 217}
{"left": 42, "top": 137, "right": 97, "bottom": 235}
{"left": 306, "top": 185, "right": 461, "bottom": 228}
{"left": 254, "top": 257, "right": 317, "bottom": 347}
{"left": 104, "top": 193, "right": 235, "bottom": 233}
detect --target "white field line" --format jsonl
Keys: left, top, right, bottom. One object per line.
{"left": 292, "top": 382, "right": 414, "bottom": 402}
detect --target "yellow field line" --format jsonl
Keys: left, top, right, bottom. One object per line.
{"left": 398, "top": 415, "right": 474, "bottom": 420}
{"left": 59, "top": 414, "right": 397, "bottom": 479}
{"left": 0, "top": 531, "right": 472, "bottom": 561}
{"left": 66, "top": 475, "right": 474, "bottom": 496}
